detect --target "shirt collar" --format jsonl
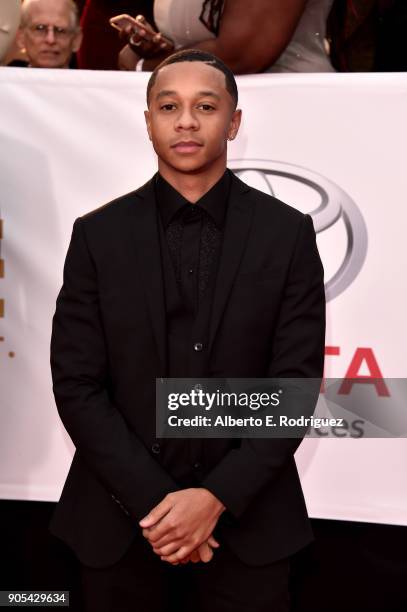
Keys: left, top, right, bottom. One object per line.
{"left": 155, "top": 169, "right": 231, "bottom": 229}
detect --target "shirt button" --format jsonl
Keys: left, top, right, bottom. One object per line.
{"left": 193, "top": 462, "right": 201, "bottom": 470}
{"left": 188, "top": 268, "right": 194, "bottom": 274}
{"left": 151, "top": 443, "right": 161, "bottom": 454}
{"left": 194, "top": 342, "right": 203, "bottom": 352}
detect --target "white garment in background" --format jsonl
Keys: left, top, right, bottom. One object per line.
{"left": 154, "top": 0, "right": 218, "bottom": 50}
{"left": 268, "top": 0, "right": 335, "bottom": 73}
{"left": 154, "top": 0, "right": 335, "bottom": 73}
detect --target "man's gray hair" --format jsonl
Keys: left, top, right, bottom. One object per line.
{"left": 20, "top": 0, "right": 80, "bottom": 30}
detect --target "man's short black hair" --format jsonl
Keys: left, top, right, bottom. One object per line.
{"left": 146, "top": 49, "right": 238, "bottom": 109}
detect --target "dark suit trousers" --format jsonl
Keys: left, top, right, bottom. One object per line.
{"left": 80, "top": 532, "right": 290, "bottom": 612}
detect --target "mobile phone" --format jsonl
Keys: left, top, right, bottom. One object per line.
{"left": 109, "top": 14, "right": 145, "bottom": 34}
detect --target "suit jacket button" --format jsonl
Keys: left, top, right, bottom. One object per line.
{"left": 194, "top": 342, "right": 203, "bottom": 352}
{"left": 151, "top": 443, "right": 161, "bottom": 454}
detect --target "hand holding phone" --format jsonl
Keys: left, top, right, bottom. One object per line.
{"left": 110, "top": 14, "right": 145, "bottom": 36}
{"left": 110, "top": 14, "right": 173, "bottom": 52}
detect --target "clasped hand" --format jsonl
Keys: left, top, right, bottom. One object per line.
{"left": 139, "top": 488, "right": 225, "bottom": 565}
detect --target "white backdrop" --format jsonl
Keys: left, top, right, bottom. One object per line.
{"left": 0, "top": 68, "right": 406, "bottom": 525}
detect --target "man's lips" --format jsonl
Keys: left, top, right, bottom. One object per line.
{"left": 171, "top": 141, "right": 203, "bottom": 153}
{"left": 39, "top": 50, "right": 60, "bottom": 56}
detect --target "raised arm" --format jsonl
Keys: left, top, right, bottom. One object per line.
{"left": 140, "top": 0, "right": 308, "bottom": 73}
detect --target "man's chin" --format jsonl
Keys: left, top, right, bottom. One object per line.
{"left": 165, "top": 156, "right": 211, "bottom": 175}
{"left": 35, "top": 54, "right": 66, "bottom": 69}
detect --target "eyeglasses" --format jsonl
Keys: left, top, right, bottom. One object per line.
{"left": 28, "top": 24, "right": 76, "bottom": 39}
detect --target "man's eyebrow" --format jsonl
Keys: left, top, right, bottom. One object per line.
{"left": 197, "top": 90, "right": 221, "bottom": 100}
{"left": 156, "top": 90, "right": 177, "bottom": 99}
{"left": 155, "top": 89, "right": 221, "bottom": 100}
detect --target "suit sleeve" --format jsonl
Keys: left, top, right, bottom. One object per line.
{"left": 51, "top": 217, "right": 179, "bottom": 521}
{"left": 201, "top": 214, "right": 325, "bottom": 519}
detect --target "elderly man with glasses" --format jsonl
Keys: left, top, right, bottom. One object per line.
{"left": 16, "top": 0, "right": 82, "bottom": 69}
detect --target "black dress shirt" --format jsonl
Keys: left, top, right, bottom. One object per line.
{"left": 155, "top": 170, "right": 231, "bottom": 312}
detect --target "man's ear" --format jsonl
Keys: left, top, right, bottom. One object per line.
{"left": 15, "top": 28, "right": 26, "bottom": 53}
{"left": 227, "top": 108, "right": 242, "bottom": 141}
{"left": 144, "top": 109, "right": 152, "bottom": 141}
{"left": 72, "top": 29, "right": 83, "bottom": 53}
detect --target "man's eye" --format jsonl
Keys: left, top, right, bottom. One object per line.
{"left": 56, "top": 27, "right": 67, "bottom": 35}
{"left": 160, "top": 104, "right": 176, "bottom": 111}
{"left": 198, "top": 104, "right": 215, "bottom": 111}
{"left": 35, "top": 24, "right": 47, "bottom": 31}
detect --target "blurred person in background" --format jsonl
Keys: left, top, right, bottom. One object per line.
{"left": 114, "top": 0, "right": 335, "bottom": 73}
{"left": 329, "top": 0, "right": 379, "bottom": 71}
{"left": 14, "top": 0, "right": 82, "bottom": 68}
{"left": 0, "top": 0, "right": 21, "bottom": 65}
{"left": 329, "top": 0, "right": 407, "bottom": 72}
{"left": 78, "top": 0, "right": 154, "bottom": 70}
{"left": 375, "top": 0, "right": 407, "bottom": 71}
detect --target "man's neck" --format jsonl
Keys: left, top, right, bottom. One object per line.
{"left": 157, "top": 161, "right": 227, "bottom": 203}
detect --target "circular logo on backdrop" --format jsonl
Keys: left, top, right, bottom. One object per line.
{"left": 229, "top": 159, "right": 368, "bottom": 302}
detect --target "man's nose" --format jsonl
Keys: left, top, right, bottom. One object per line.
{"left": 45, "top": 27, "right": 56, "bottom": 43}
{"left": 175, "top": 107, "right": 199, "bottom": 130}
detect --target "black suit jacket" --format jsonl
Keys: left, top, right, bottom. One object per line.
{"left": 50, "top": 171, "right": 325, "bottom": 568}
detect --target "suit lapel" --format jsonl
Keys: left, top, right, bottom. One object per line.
{"left": 128, "top": 175, "right": 167, "bottom": 374}
{"left": 208, "top": 172, "right": 254, "bottom": 354}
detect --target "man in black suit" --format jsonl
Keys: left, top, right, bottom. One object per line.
{"left": 50, "top": 49, "right": 325, "bottom": 611}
